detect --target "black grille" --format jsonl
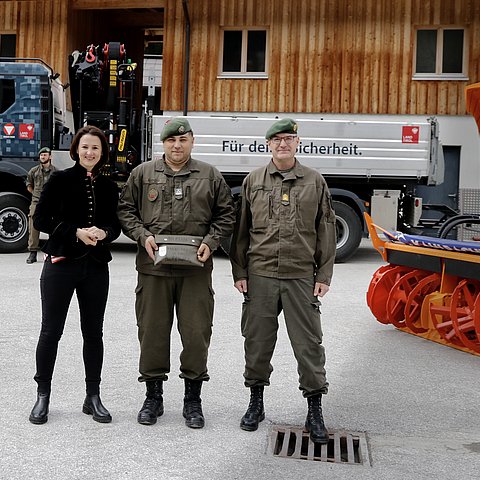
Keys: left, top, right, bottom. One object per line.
{"left": 269, "top": 426, "right": 370, "bottom": 466}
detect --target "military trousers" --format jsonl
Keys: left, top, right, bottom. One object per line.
{"left": 135, "top": 270, "right": 214, "bottom": 383}
{"left": 28, "top": 203, "right": 40, "bottom": 251}
{"left": 241, "top": 274, "right": 328, "bottom": 397}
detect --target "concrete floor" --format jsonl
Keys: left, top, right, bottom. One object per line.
{"left": 1, "top": 238, "right": 479, "bottom": 479}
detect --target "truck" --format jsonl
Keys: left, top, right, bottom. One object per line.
{"left": 148, "top": 114, "right": 445, "bottom": 261}
{"left": 1, "top": 52, "right": 445, "bottom": 261}
{"left": 0, "top": 59, "right": 69, "bottom": 253}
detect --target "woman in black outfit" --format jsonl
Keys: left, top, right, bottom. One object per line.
{"left": 29, "top": 125, "right": 120, "bottom": 424}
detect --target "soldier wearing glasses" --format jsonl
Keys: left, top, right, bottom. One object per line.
{"left": 230, "top": 118, "right": 336, "bottom": 444}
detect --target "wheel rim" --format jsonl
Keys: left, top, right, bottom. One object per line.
{"left": 336, "top": 215, "right": 349, "bottom": 250}
{"left": 0, "top": 206, "right": 28, "bottom": 243}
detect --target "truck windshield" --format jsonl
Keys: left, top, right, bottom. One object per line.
{"left": 0, "top": 79, "right": 15, "bottom": 113}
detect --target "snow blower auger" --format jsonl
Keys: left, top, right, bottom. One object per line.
{"left": 364, "top": 213, "right": 480, "bottom": 355}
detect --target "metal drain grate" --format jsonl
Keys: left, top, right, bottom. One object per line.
{"left": 269, "top": 426, "right": 370, "bottom": 466}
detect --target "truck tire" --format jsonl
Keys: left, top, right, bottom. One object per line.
{"left": 0, "top": 194, "right": 30, "bottom": 253}
{"left": 333, "top": 200, "right": 362, "bottom": 263}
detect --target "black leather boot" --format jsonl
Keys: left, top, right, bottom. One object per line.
{"left": 240, "top": 386, "right": 265, "bottom": 431}
{"left": 305, "top": 394, "right": 329, "bottom": 444}
{"left": 26, "top": 252, "right": 37, "bottom": 264}
{"left": 137, "top": 380, "right": 164, "bottom": 425}
{"left": 82, "top": 394, "right": 112, "bottom": 423}
{"left": 29, "top": 392, "right": 50, "bottom": 424}
{"left": 183, "top": 379, "right": 204, "bottom": 429}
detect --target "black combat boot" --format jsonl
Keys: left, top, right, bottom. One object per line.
{"left": 183, "top": 379, "right": 204, "bottom": 429}
{"left": 83, "top": 394, "right": 112, "bottom": 423}
{"left": 137, "top": 380, "right": 164, "bottom": 425}
{"left": 26, "top": 252, "right": 37, "bottom": 264}
{"left": 240, "top": 386, "right": 265, "bottom": 431}
{"left": 29, "top": 392, "right": 50, "bottom": 424}
{"left": 305, "top": 394, "right": 329, "bottom": 444}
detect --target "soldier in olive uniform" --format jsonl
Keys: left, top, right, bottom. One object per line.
{"left": 117, "top": 118, "right": 235, "bottom": 429}
{"left": 25, "top": 147, "right": 56, "bottom": 263}
{"left": 230, "top": 118, "right": 336, "bottom": 444}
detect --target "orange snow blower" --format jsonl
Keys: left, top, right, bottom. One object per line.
{"left": 365, "top": 213, "right": 480, "bottom": 355}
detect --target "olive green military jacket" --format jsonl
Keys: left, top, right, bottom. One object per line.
{"left": 230, "top": 160, "right": 336, "bottom": 285}
{"left": 26, "top": 164, "right": 56, "bottom": 204}
{"left": 118, "top": 156, "right": 235, "bottom": 276}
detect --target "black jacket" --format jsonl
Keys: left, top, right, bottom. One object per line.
{"left": 33, "top": 163, "right": 121, "bottom": 262}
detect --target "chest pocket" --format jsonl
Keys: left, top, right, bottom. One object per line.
{"left": 142, "top": 178, "right": 169, "bottom": 224}
{"left": 183, "top": 179, "right": 213, "bottom": 224}
{"left": 249, "top": 185, "right": 273, "bottom": 230}
{"left": 293, "top": 185, "right": 318, "bottom": 231}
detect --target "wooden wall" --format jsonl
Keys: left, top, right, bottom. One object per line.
{"left": 0, "top": 1, "right": 18, "bottom": 32}
{"left": 161, "top": 0, "right": 480, "bottom": 115}
{"left": 2, "top": 0, "right": 479, "bottom": 116}
{"left": 0, "top": 1, "right": 69, "bottom": 79}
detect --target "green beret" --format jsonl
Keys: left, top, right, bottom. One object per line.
{"left": 160, "top": 117, "right": 193, "bottom": 141}
{"left": 38, "top": 146, "right": 51, "bottom": 155}
{"left": 265, "top": 118, "right": 298, "bottom": 139}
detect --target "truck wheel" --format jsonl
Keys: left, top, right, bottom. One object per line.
{"left": 0, "top": 194, "right": 30, "bottom": 253}
{"left": 333, "top": 201, "right": 362, "bottom": 263}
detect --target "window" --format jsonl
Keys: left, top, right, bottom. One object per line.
{"left": 0, "top": 79, "right": 15, "bottom": 113}
{"left": 414, "top": 27, "right": 467, "bottom": 80}
{"left": 220, "top": 29, "right": 267, "bottom": 77}
{"left": 0, "top": 34, "right": 16, "bottom": 57}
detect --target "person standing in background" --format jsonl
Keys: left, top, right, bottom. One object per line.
{"left": 25, "top": 147, "right": 56, "bottom": 264}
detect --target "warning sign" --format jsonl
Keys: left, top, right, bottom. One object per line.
{"left": 19, "top": 123, "right": 35, "bottom": 139}
{"left": 3, "top": 123, "right": 15, "bottom": 137}
{"left": 402, "top": 126, "right": 420, "bottom": 144}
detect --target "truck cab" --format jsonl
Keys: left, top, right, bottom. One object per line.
{"left": 0, "top": 59, "right": 68, "bottom": 252}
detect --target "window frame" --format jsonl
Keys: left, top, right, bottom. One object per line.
{"left": 413, "top": 26, "right": 468, "bottom": 81}
{"left": 218, "top": 27, "right": 269, "bottom": 79}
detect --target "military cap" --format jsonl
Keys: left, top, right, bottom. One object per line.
{"left": 38, "top": 146, "right": 51, "bottom": 155}
{"left": 160, "top": 117, "right": 193, "bottom": 141}
{"left": 265, "top": 118, "right": 298, "bottom": 139}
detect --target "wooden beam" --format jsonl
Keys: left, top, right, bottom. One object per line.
{"left": 72, "top": 0, "right": 165, "bottom": 9}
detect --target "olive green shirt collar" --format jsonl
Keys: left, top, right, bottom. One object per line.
{"left": 156, "top": 155, "right": 201, "bottom": 175}
{"left": 267, "top": 159, "right": 305, "bottom": 179}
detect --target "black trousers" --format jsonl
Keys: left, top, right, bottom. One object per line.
{"left": 34, "top": 255, "right": 109, "bottom": 395}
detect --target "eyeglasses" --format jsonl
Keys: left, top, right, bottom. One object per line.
{"left": 270, "top": 135, "right": 297, "bottom": 145}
